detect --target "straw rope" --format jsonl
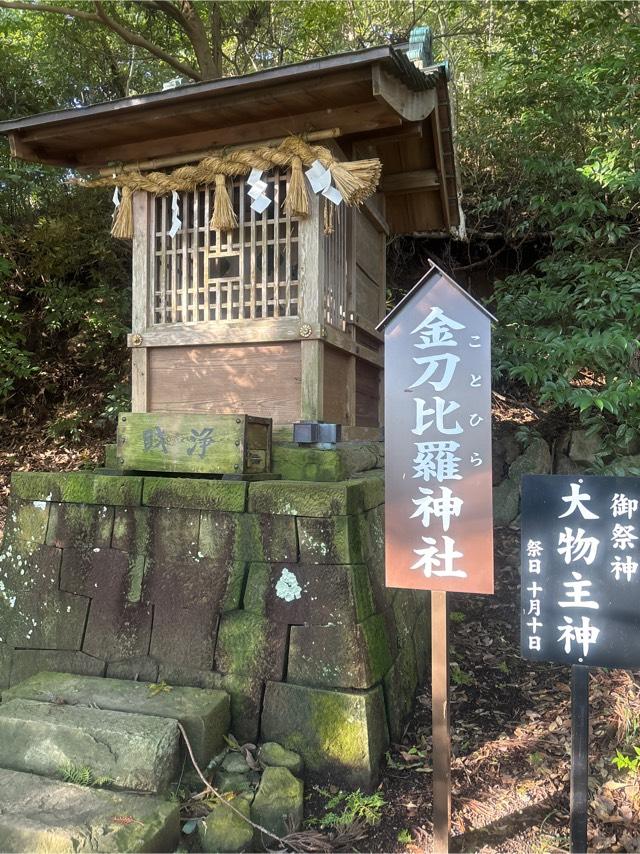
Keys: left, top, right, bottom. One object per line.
{"left": 77, "top": 136, "right": 381, "bottom": 238}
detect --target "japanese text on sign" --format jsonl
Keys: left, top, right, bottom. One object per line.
{"left": 521, "top": 475, "right": 640, "bottom": 668}
{"left": 381, "top": 266, "right": 494, "bottom": 593}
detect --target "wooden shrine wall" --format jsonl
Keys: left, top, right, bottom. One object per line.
{"left": 147, "top": 342, "right": 301, "bottom": 424}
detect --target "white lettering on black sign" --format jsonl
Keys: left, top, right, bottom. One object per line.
{"left": 521, "top": 475, "right": 640, "bottom": 667}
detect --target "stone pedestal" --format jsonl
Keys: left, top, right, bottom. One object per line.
{"left": 0, "top": 443, "right": 428, "bottom": 788}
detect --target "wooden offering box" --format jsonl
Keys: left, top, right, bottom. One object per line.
{"left": 117, "top": 412, "right": 271, "bottom": 475}
{"left": 1, "top": 33, "right": 460, "bottom": 435}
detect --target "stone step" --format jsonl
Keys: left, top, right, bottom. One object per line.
{"left": 0, "top": 698, "right": 179, "bottom": 793}
{"left": 3, "top": 670, "right": 230, "bottom": 768}
{"left": 0, "top": 768, "right": 179, "bottom": 853}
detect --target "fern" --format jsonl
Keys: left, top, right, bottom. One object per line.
{"left": 59, "top": 763, "right": 114, "bottom": 788}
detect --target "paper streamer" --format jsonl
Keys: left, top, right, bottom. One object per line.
{"left": 168, "top": 190, "right": 182, "bottom": 238}
{"left": 112, "top": 187, "right": 120, "bottom": 208}
{"left": 247, "top": 167, "right": 272, "bottom": 213}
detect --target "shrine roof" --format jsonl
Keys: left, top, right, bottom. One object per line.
{"left": 0, "top": 43, "right": 460, "bottom": 235}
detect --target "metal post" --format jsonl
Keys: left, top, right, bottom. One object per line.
{"left": 432, "top": 590, "right": 450, "bottom": 853}
{"left": 570, "top": 664, "right": 589, "bottom": 854}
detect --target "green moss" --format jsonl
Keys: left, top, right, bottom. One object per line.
{"left": 142, "top": 476, "right": 247, "bottom": 512}
{"left": 2, "top": 499, "right": 50, "bottom": 547}
{"left": 261, "top": 682, "right": 389, "bottom": 788}
{"left": 351, "top": 564, "right": 375, "bottom": 622}
{"left": 222, "top": 562, "right": 247, "bottom": 611}
{"left": 10, "top": 472, "right": 142, "bottom": 506}
{"left": 297, "top": 516, "right": 362, "bottom": 564}
{"left": 126, "top": 555, "right": 146, "bottom": 604}
{"left": 271, "top": 446, "right": 346, "bottom": 482}
{"left": 104, "top": 444, "right": 119, "bottom": 469}
{"left": 242, "top": 563, "right": 269, "bottom": 614}
{"left": 248, "top": 480, "right": 373, "bottom": 517}
{"left": 216, "top": 612, "right": 270, "bottom": 675}
{"left": 360, "top": 613, "right": 393, "bottom": 684}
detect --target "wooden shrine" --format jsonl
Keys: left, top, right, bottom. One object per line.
{"left": 0, "top": 34, "right": 460, "bottom": 435}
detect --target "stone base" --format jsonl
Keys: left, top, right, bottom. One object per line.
{"left": 1, "top": 450, "right": 425, "bottom": 788}
{"left": 0, "top": 769, "right": 179, "bottom": 852}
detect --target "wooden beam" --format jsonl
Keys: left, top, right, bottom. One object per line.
{"left": 430, "top": 108, "right": 452, "bottom": 230}
{"left": 97, "top": 129, "right": 340, "bottom": 176}
{"left": 74, "top": 102, "right": 400, "bottom": 168}
{"left": 371, "top": 65, "right": 436, "bottom": 122}
{"left": 131, "top": 191, "right": 150, "bottom": 412}
{"left": 380, "top": 168, "right": 440, "bottom": 194}
{"left": 127, "top": 317, "right": 304, "bottom": 348}
{"left": 23, "top": 68, "right": 374, "bottom": 145}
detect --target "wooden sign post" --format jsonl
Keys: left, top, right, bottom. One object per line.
{"left": 378, "top": 263, "right": 495, "bottom": 852}
{"left": 521, "top": 475, "right": 640, "bottom": 853}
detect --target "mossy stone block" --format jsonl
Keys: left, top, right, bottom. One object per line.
{"left": 8, "top": 650, "right": 105, "bottom": 687}
{"left": 5, "top": 671, "right": 230, "bottom": 769}
{"left": 271, "top": 443, "right": 383, "bottom": 483}
{"left": 2, "top": 499, "right": 50, "bottom": 547}
{"left": 413, "top": 596, "right": 430, "bottom": 685}
{"left": 0, "top": 644, "right": 13, "bottom": 691}
{"left": 46, "top": 503, "right": 113, "bottom": 549}
{"left": 0, "top": 542, "right": 88, "bottom": 650}
{"left": 261, "top": 681, "right": 389, "bottom": 789}
{"left": 10, "top": 471, "right": 142, "bottom": 506}
{"left": 0, "top": 768, "right": 180, "bottom": 853}
{"left": 153, "top": 664, "right": 263, "bottom": 743}
{"left": 297, "top": 515, "right": 362, "bottom": 564}
{"left": 111, "top": 507, "right": 152, "bottom": 554}
{"left": 106, "top": 655, "right": 159, "bottom": 683}
{"left": 288, "top": 613, "right": 392, "bottom": 690}
{"left": 0, "top": 698, "right": 180, "bottom": 793}
{"left": 258, "top": 742, "right": 303, "bottom": 777}
{"left": 383, "top": 640, "right": 419, "bottom": 742}
{"left": 215, "top": 611, "right": 287, "bottom": 683}
{"left": 243, "top": 562, "right": 374, "bottom": 625}
{"left": 251, "top": 765, "right": 303, "bottom": 844}
{"left": 142, "top": 476, "right": 247, "bottom": 512}
{"left": 271, "top": 446, "right": 345, "bottom": 481}
{"left": 199, "top": 512, "right": 297, "bottom": 563}
{"left": 198, "top": 794, "right": 253, "bottom": 852}
{"left": 248, "top": 479, "right": 382, "bottom": 517}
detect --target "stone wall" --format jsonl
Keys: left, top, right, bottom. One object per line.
{"left": 0, "top": 462, "right": 427, "bottom": 789}
{"left": 492, "top": 427, "right": 640, "bottom": 528}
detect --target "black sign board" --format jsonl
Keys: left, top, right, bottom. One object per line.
{"left": 521, "top": 475, "right": 640, "bottom": 669}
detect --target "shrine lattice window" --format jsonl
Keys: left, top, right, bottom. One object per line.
{"left": 151, "top": 170, "right": 299, "bottom": 324}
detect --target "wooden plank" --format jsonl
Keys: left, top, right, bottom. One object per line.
{"left": 148, "top": 342, "right": 301, "bottom": 424}
{"left": 355, "top": 359, "right": 380, "bottom": 427}
{"left": 75, "top": 100, "right": 400, "bottom": 168}
{"left": 432, "top": 591, "right": 451, "bottom": 853}
{"left": 117, "top": 412, "right": 271, "bottom": 475}
{"left": 371, "top": 64, "right": 436, "bottom": 122}
{"left": 355, "top": 265, "right": 382, "bottom": 324}
{"left": 381, "top": 169, "right": 439, "bottom": 194}
{"left": 355, "top": 211, "right": 385, "bottom": 284}
{"left": 322, "top": 345, "right": 351, "bottom": 425}
{"left": 131, "top": 191, "right": 150, "bottom": 412}
{"left": 300, "top": 340, "right": 324, "bottom": 421}
{"left": 430, "top": 108, "right": 452, "bottom": 230}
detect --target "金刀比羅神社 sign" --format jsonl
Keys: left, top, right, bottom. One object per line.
{"left": 379, "top": 264, "right": 494, "bottom": 594}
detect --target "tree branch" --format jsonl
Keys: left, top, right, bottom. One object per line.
{"left": 93, "top": 1, "right": 203, "bottom": 80}
{"left": 0, "top": 1, "right": 99, "bottom": 21}
{"left": 0, "top": 1, "right": 203, "bottom": 81}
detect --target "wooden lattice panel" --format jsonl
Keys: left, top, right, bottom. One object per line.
{"left": 151, "top": 171, "right": 299, "bottom": 325}
{"left": 323, "top": 204, "right": 349, "bottom": 330}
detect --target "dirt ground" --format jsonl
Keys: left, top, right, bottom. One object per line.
{"left": 348, "top": 528, "right": 640, "bottom": 854}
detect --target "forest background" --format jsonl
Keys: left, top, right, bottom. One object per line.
{"left": 0, "top": 0, "right": 638, "bottom": 486}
